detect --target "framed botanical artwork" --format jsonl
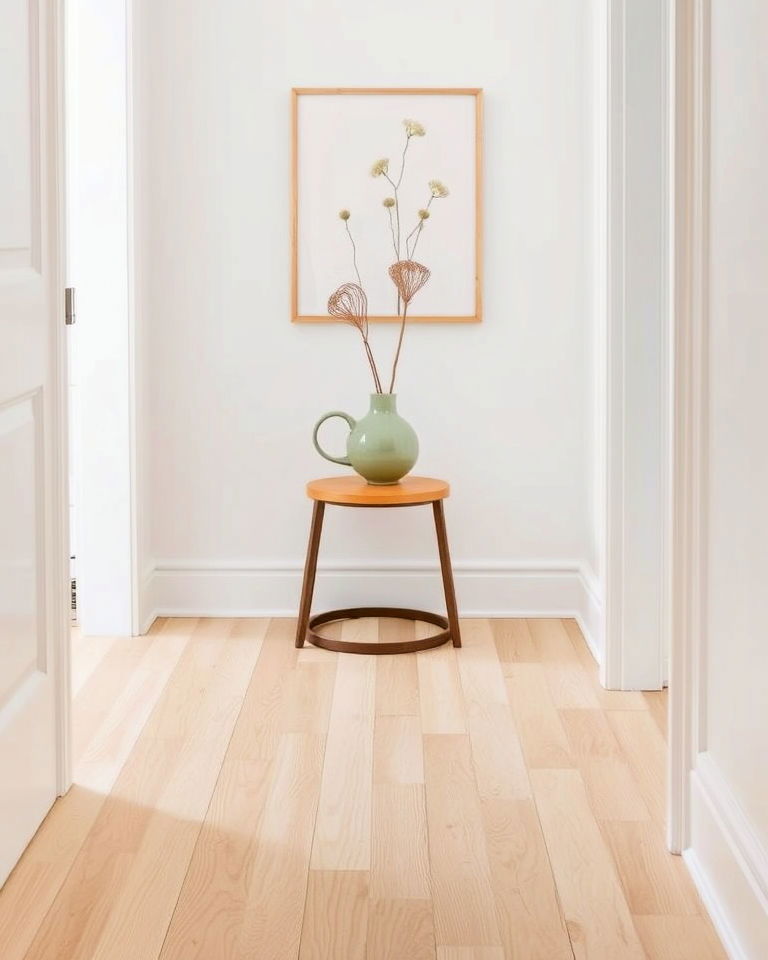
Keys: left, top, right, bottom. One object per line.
{"left": 291, "top": 87, "right": 483, "bottom": 323}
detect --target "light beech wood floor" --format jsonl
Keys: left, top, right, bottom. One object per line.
{"left": 0, "top": 617, "right": 726, "bottom": 960}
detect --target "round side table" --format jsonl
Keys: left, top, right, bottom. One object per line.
{"left": 295, "top": 476, "right": 461, "bottom": 655}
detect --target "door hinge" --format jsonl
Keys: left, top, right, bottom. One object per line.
{"left": 65, "top": 287, "right": 76, "bottom": 325}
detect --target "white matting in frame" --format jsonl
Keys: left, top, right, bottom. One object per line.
{"left": 292, "top": 88, "right": 483, "bottom": 323}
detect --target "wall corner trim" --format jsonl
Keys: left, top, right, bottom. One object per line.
{"left": 685, "top": 753, "right": 768, "bottom": 960}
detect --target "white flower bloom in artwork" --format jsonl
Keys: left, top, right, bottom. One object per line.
{"left": 403, "top": 118, "right": 426, "bottom": 137}
{"left": 428, "top": 179, "right": 450, "bottom": 198}
{"left": 370, "top": 158, "right": 389, "bottom": 177}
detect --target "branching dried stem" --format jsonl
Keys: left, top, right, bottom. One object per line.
{"left": 330, "top": 121, "right": 446, "bottom": 395}
{"left": 405, "top": 194, "right": 435, "bottom": 259}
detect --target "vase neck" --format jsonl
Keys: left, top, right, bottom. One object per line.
{"left": 370, "top": 392, "right": 397, "bottom": 413}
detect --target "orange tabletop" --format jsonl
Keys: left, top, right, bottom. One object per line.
{"left": 307, "top": 475, "right": 450, "bottom": 506}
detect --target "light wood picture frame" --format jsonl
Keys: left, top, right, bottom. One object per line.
{"left": 291, "top": 88, "right": 483, "bottom": 323}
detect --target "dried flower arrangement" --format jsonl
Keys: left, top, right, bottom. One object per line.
{"left": 328, "top": 118, "right": 449, "bottom": 394}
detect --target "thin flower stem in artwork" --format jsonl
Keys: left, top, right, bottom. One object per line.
{"left": 396, "top": 134, "right": 411, "bottom": 189}
{"left": 343, "top": 221, "right": 384, "bottom": 389}
{"left": 382, "top": 172, "right": 401, "bottom": 256}
{"left": 386, "top": 207, "right": 398, "bottom": 260}
{"left": 405, "top": 194, "right": 434, "bottom": 258}
{"left": 383, "top": 168, "right": 404, "bottom": 314}
{"left": 345, "top": 221, "right": 363, "bottom": 288}
{"left": 406, "top": 223, "right": 423, "bottom": 259}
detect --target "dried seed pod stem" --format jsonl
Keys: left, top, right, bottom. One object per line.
{"left": 388, "top": 300, "right": 410, "bottom": 394}
{"left": 327, "top": 283, "right": 383, "bottom": 392}
{"left": 387, "top": 260, "right": 431, "bottom": 392}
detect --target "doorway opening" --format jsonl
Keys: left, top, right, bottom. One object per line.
{"left": 64, "top": 0, "right": 138, "bottom": 640}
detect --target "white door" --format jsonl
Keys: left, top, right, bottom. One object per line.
{"left": 0, "top": 0, "right": 69, "bottom": 885}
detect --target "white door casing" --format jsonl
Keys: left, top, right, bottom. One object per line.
{"left": 602, "top": 0, "right": 673, "bottom": 691}
{"left": 0, "top": 0, "right": 70, "bottom": 885}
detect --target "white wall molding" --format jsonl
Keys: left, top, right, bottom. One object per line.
{"left": 141, "top": 559, "right": 602, "bottom": 655}
{"left": 603, "top": 0, "right": 672, "bottom": 691}
{"left": 686, "top": 753, "right": 768, "bottom": 960}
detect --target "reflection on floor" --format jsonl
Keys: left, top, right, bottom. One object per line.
{"left": 0, "top": 618, "right": 725, "bottom": 959}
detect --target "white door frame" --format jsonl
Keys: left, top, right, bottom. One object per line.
{"left": 54, "top": 0, "right": 74, "bottom": 795}
{"left": 601, "top": 0, "right": 673, "bottom": 692}
{"left": 65, "top": 0, "right": 139, "bottom": 638}
{"left": 667, "top": 0, "right": 709, "bottom": 857}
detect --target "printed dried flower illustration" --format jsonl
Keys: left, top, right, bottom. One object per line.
{"left": 330, "top": 116, "right": 451, "bottom": 393}
{"left": 370, "top": 158, "right": 389, "bottom": 177}
{"left": 428, "top": 179, "right": 450, "bottom": 198}
{"left": 403, "top": 118, "right": 426, "bottom": 137}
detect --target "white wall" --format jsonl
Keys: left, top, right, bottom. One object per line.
{"left": 134, "top": 0, "right": 599, "bottom": 642}
{"left": 681, "top": 3, "right": 768, "bottom": 956}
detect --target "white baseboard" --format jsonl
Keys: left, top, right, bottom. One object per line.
{"left": 140, "top": 558, "right": 603, "bottom": 653}
{"left": 685, "top": 753, "right": 768, "bottom": 960}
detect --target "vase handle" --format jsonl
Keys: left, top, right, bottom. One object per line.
{"left": 313, "top": 411, "right": 356, "bottom": 465}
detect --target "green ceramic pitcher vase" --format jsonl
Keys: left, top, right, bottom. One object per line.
{"left": 313, "top": 394, "right": 418, "bottom": 485}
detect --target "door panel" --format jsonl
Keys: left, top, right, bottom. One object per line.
{"left": 0, "top": 0, "right": 67, "bottom": 886}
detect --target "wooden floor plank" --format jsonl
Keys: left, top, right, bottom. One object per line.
{"left": 480, "top": 798, "right": 572, "bottom": 959}
{"left": 530, "top": 768, "right": 645, "bottom": 959}
{"left": 561, "top": 619, "right": 648, "bottom": 710}
{"left": 367, "top": 898, "right": 436, "bottom": 960}
{"left": 418, "top": 643, "right": 467, "bottom": 735}
{"left": 159, "top": 620, "right": 329, "bottom": 960}
{"left": 300, "top": 871, "right": 369, "bottom": 960}
{"left": 423, "top": 735, "right": 501, "bottom": 948}
{"left": 72, "top": 636, "right": 153, "bottom": 766}
{"left": 371, "top": 783, "right": 431, "bottom": 901}
{"left": 310, "top": 628, "right": 376, "bottom": 870}
{"left": 456, "top": 620, "right": 530, "bottom": 801}
{"left": 633, "top": 915, "right": 728, "bottom": 959}
{"left": 436, "top": 948, "right": 505, "bottom": 959}
{"left": 600, "top": 820, "right": 701, "bottom": 915}
{"left": 491, "top": 618, "right": 537, "bottom": 664}
{"left": 606, "top": 710, "right": 668, "bottom": 826}
{"left": 527, "top": 619, "right": 600, "bottom": 709}
{"left": 376, "top": 652, "right": 420, "bottom": 717}
{"left": 559, "top": 709, "right": 650, "bottom": 821}
{"left": 505, "top": 664, "right": 574, "bottom": 769}
{"left": 373, "top": 714, "right": 424, "bottom": 785}
{"left": 70, "top": 633, "right": 116, "bottom": 698}
{"left": 233, "top": 732, "right": 327, "bottom": 958}
{"left": 643, "top": 689, "right": 669, "bottom": 740}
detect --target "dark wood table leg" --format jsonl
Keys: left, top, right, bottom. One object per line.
{"left": 295, "top": 500, "right": 325, "bottom": 648}
{"left": 432, "top": 499, "right": 461, "bottom": 647}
